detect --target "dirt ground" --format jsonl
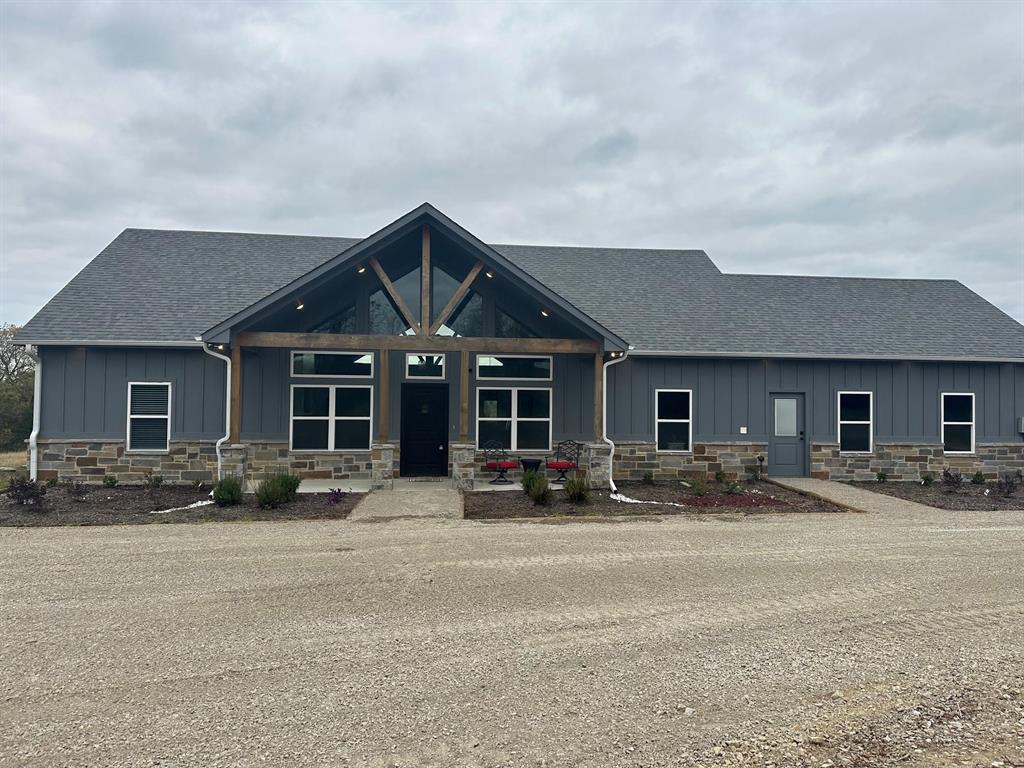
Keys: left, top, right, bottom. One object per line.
{"left": 850, "top": 479, "right": 1024, "bottom": 510}
{"left": 465, "top": 479, "right": 844, "bottom": 519}
{"left": 0, "top": 503, "right": 1021, "bottom": 767}
{"left": 0, "top": 485, "right": 362, "bottom": 526}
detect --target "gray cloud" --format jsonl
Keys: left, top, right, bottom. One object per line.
{"left": 1, "top": 0, "right": 1021, "bottom": 325}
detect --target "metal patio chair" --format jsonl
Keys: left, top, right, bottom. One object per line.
{"left": 545, "top": 440, "right": 582, "bottom": 483}
{"left": 482, "top": 440, "right": 518, "bottom": 485}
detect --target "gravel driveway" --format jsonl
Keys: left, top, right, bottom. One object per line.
{"left": 1, "top": 505, "right": 1022, "bottom": 767}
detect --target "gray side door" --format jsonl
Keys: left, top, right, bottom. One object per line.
{"left": 768, "top": 393, "right": 807, "bottom": 477}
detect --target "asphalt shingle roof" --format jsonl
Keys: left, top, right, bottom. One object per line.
{"left": 17, "top": 227, "right": 1024, "bottom": 361}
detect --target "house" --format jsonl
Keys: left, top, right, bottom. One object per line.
{"left": 15, "top": 203, "right": 1024, "bottom": 489}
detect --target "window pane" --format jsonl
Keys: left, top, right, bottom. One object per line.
{"left": 839, "top": 423, "right": 871, "bottom": 452}
{"left": 658, "top": 391, "right": 690, "bottom": 420}
{"left": 478, "top": 420, "right": 511, "bottom": 448}
{"left": 478, "top": 390, "right": 512, "bottom": 419}
{"left": 495, "top": 308, "right": 538, "bottom": 338}
{"left": 293, "top": 387, "right": 329, "bottom": 417}
{"left": 944, "top": 394, "right": 973, "bottom": 423}
{"left": 943, "top": 424, "right": 973, "bottom": 452}
{"left": 443, "top": 292, "right": 484, "bottom": 337}
{"left": 292, "top": 419, "right": 329, "bottom": 450}
{"left": 129, "top": 418, "right": 167, "bottom": 450}
{"left": 334, "top": 420, "right": 370, "bottom": 450}
{"left": 130, "top": 384, "right": 169, "bottom": 416}
{"left": 407, "top": 354, "right": 444, "bottom": 378}
{"left": 311, "top": 304, "right": 357, "bottom": 334}
{"left": 517, "top": 421, "right": 550, "bottom": 450}
{"left": 293, "top": 352, "right": 372, "bottom": 377}
{"left": 774, "top": 398, "right": 797, "bottom": 436}
{"left": 369, "top": 289, "right": 411, "bottom": 335}
{"left": 517, "top": 389, "right": 550, "bottom": 419}
{"left": 839, "top": 393, "right": 871, "bottom": 422}
{"left": 477, "top": 356, "right": 551, "bottom": 379}
{"left": 432, "top": 267, "right": 462, "bottom": 322}
{"left": 391, "top": 268, "right": 421, "bottom": 321}
{"left": 657, "top": 422, "right": 690, "bottom": 451}
{"left": 335, "top": 388, "right": 371, "bottom": 418}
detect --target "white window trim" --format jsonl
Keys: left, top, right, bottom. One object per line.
{"left": 941, "top": 392, "right": 976, "bottom": 455}
{"left": 126, "top": 381, "right": 172, "bottom": 454}
{"left": 837, "top": 390, "right": 873, "bottom": 454}
{"left": 291, "top": 350, "right": 374, "bottom": 379}
{"left": 475, "top": 354, "right": 553, "bottom": 382}
{"left": 405, "top": 352, "right": 446, "bottom": 380}
{"left": 655, "top": 388, "right": 693, "bottom": 454}
{"left": 289, "top": 384, "right": 374, "bottom": 452}
{"left": 475, "top": 386, "right": 552, "bottom": 452}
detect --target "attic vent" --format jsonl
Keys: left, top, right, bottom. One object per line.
{"left": 128, "top": 383, "right": 171, "bottom": 452}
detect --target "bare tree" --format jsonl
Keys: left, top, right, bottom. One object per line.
{"left": 0, "top": 324, "right": 34, "bottom": 383}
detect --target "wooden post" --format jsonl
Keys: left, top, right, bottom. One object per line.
{"left": 230, "top": 344, "right": 242, "bottom": 443}
{"left": 460, "top": 350, "right": 470, "bottom": 442}
{"left": 593, "top": 351, "right": 604, "bottom": 442}
{"left": 378, "top": 349, "right": 390, "bottom": 442}
{"left": 421, "top": 224, "right": 431, "bottom": 332}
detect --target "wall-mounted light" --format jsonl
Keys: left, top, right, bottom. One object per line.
{"left": 540, "top": 309, "right": 549, "bottom": 317}
{"left": 216, "top": 344, "right": 226, "bottom": 351}
{"left": 485, "top": 271, "right": 494, "bottom": 279}
{"left": 357, "top": 265, "right": 366, "bottom": 274}
{"left": 296, "top": 301, "right": 305, "bottom": 310}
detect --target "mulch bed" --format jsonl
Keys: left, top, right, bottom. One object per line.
{"left": 464, "top": 479, "right": 844, "bottom": 520}
{"left": 0, "top": 485, "right": 362, "bottom": 527}
{"left": 849, "top": 480, "right": 1024, "bottom": 511}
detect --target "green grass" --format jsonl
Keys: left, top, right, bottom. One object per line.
{"left": 0, "top": 451, "right": 26, "bottom": 469}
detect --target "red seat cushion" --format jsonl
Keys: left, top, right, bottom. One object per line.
{"left": 486, "top": 461, "right": 519, "bottom": 470}
{"left": 547, "top": 460, "right": 577, "bottom": 470}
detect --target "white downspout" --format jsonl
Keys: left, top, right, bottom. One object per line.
{"left": 26, "top": 345, "right": 41, "bottom": 481}
{"left": 602, "top": 347, "right": 631, "bottom": 492}
{"left": 201, "top": 343, "right": 232, "bottom": 481}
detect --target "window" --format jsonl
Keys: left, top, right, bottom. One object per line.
{"left": 311, "top": 304, "right": 357, "bottom": 334}
{"left": 476, "top": 355, "right": 552, "bottom": 381}
{"left": 941, "top": 393, "right": 975, "bottom": 454}
{"left": 127, "top": 382, "right": 171, "bottom": 452}
{"left": 476, "top": 388, "right": 551, "bottom": 451}
{"left": 406, "top": 353, "right": 445, "bottom": 379}
{"left": 291, "top": 351, "right": 373, "bottom": 378}
{"left": 655, "top": 389, "right": 692, "bottom": 452}
{"left": 290, "top": 385, "right": 372, "bottom": 451}
{"left": 838, "top": 391, "right": 873, "bottom": 453}
{"left": 774, "top": 398, "right": 797, "bottom": 437}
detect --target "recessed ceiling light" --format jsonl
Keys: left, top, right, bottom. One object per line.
{"left": 296, "top": 301, "right": 305, "bottom": 310}
{"left": 357, "top": 265, "right": 366, "bottom": 274}
{"left": 540, "top": 309, "right": 549, "bottom": 317}
{"left": 485, "top": 271, "right": 494, "bottom": 278}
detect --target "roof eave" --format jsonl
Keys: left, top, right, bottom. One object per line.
{"left": 627, "top": 349, "right": 1024, "bottom": 364}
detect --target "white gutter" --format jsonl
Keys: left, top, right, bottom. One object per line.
{"left": 626, "top": 349, "right": 1024, "bottom": 364}
{"left": 25, "top": 345, "right": 41, "bottom": 481}
{"left": 601, "top": 347, "right": 631, "bottom": 493}
{"left": 201, "top": 344, "right": 232, "bottom": 481}
{"left": 16, "top": 339, "right": 205, "bottom": 348}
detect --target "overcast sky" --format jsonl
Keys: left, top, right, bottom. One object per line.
{"left": 1, "top": 0, "right": 1022, "bottom": 325}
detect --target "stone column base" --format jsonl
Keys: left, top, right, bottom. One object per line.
{"left": 450, "top": 442, "right": 476, "bottom": 491}
{"left": 584, "top": 442, "right": 612, "bottom": 489}
{"left": 371, "top": 443, "right": 395, "bottom": 490}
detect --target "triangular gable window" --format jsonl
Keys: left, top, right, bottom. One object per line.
{"left": 496, "top": 307, "right": 538, "bottom": 338}
{"left": 369, "top": 289, "right": 414, "bottom": 336}
{"left": 311, "top": 304, "right": 357, "bottom": 334}
{"left": 436, "top": 292, "right": 484, "bottom": 337}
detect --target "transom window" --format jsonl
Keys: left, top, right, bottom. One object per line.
{"left": 655, "top": 389, "right": 692, "bottom": 452}
{"left": 406, "top": 353, "right": 445, "bottom": 379}
{"left": 291, "top": 351, "right": 373, "bottom": 378}
{"left": 127, "top": 382, "right": 171, "bottom": 452}
{"left": 291, "top": 385, "right": 373, "bottom": 451}
{"left": 476, "top": 355, "right": 552, "bottom": 381}
{"left": 838, "top": 391, "right": 873, "bottom": 453}
{"left": 941, "top": 393, "right": 975, "bottom": 454}
{"left": 476, "top": 388, "right": 551, "bottom": 451}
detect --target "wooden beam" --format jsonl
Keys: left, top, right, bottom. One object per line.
{"left": 421, "top": 224, "right": 430, "bottom": 332}
{"left": 429, "top": 260, "right": 484, "bottom": 335}
{"left": 460, "top": 350, "right": 470, "bottom": 442}
{"left": 368, "top": 255, "right": 421, "bottom": 334}
{"left": 378, "top": 349, "right": 389, "bottom": 442}
{"left": 237, "top": 331, "right": 601, "bottom": 355}
{"left": 593, "top": 351, "right": 604, "bottom": 442}
{"left": 230, "top": 344, "right": 242, "bottom": 443}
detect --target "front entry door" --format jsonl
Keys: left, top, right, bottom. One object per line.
{"left": 400, "top": 383, "right": 449, "bottom": 477}
{"left": 768, "top": 393, "right": 807, "bottom": 477}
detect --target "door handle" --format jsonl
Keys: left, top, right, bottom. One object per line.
{"left": 438, "top": 445, "right": 445, "bottom": 450}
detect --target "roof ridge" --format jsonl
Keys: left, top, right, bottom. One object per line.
{"left": 122, "top": 227, "right": 362, "bottom": 241}
{"left": 725, "top": 272, "right": 963, "bottom": 284}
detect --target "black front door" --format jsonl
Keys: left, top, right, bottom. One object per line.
{"left": 768, "top": 393, "right": 808, "bottom": 477}
{"left": 400, "top": 383, "right": 449, "bottom": 477}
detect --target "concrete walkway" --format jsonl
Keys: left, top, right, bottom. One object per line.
{"left": 349, "top": 483, "right": 463, "bottom": 521}
{"left": 770, "top": 477, "right": 941, "bottom": 514}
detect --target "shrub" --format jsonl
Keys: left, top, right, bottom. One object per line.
{"left": 143, "top": 474, "right": 164, "bottom": 490}
{"left": 688, "top": 476, "right": 708, "bottom": 496}
{"left": 63, "top": 478, "right": 88, "bottom": 502}
{"left": 941, "top": 468, "right": 964, "bottom": 492}
{"left": 527, "top": 473, "right": 552, "bottom": 506}
{"left": 212, "top": 476, "right": 243, "bottom": 507}
{"left": 641, "top": 471, "right": 655, "bottom": 486}
{"left": 6, "top": 477, "right": 45, "bottom": 505}
{"left": 876, "top": 471, "right": 887, "bottom": 483}
{"left": 255, "top": 473, "right": 301, "bottom": 508}
{"left": 724, "top": 480, "right": 743, "bottom": 495}
{"left": 714, "top": 470, "right": 727, "bottom": 484}
{"left": 971, "top": 471, "right": 986, "bottom": 485}
{"left": 191, "top": 479, "right": 205, "bottom": 490}
{"left": 521, "top": 469, "right": 541, "bottom": 496}
{"left": 102, "top": 475, "right": 119, "bottom": 488}
{"left": 921, "top": 473, "right": 935, "bottom": 487}
{"left": 564, "top": 476, "right": 590, "bottom": 503}
{"left": 45, "top": 477, "right": 58, "bottom": 488}
{"left": 995, "top": 472, "right": 1019, "bottom": 498}
{"left": 327, "top": 488, "right": 347, "bottom": 506}
{"left": 277, "top": 473, "right": 302, "bottom": 501}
